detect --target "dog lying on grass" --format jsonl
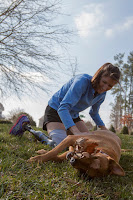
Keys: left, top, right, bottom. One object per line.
{"left": 28, "top": 130, "right": 125, "bottom": 178}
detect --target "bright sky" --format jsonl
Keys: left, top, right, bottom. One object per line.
{"left": 2, "top": 0, "right": 133, "bottom": 128}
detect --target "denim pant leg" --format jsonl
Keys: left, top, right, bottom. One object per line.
{"left": 49, "top": 129, "right": 67, "bottom": 145}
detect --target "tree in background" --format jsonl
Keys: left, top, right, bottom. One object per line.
{"left": 109, "top": 124, "right": 116, "bottom": 133}
{"left": 0, "top": 0, "right": 73, "bottom": 98}
{"left": 67, "top": 57, "right": 79, "bottom": 78}
{"left": 120, "top": 126, "right": 129, "bottom": 135}
{"left": 111, "top": 53, "right": 124, "bottom": 129}
{"left": 110, "top": 52, "right": 133, "bottom": 133}
{"left": 127, "top": 52, "right": 133, "bottom": 117}
{"left": 120, "top": 114, "right": 133, "bottom": 134}
{"left": 110, "top": 99, "right": 120, "bottom": 130}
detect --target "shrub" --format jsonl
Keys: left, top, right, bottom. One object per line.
{"left": 120, "top": 126, "right": 129, "bottom": 135}
{"left": 109, "top": 125, "right": 116, "bottom": 133}
{"left": 0, "top": 120, "right": 12, "bottom": 124}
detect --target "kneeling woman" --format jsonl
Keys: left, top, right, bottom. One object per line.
{"left": 43, "top": 63, "right": 121, "bottom": 145}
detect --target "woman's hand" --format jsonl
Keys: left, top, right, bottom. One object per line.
{"left": 67, "top": 125, "right": 92, "bottom": 136}
{"left": 99, "top": 126, "right": 108, "bottom": 130}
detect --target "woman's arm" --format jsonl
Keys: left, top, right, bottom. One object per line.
{"left": 89, "top": 93, "right": 106, "bottom": 127}
{"left": 58, "top": 75, "right": 89, "bottom": 130}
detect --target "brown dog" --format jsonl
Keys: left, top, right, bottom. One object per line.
{"left": 28, "top": 130, "right": 125, "bottom": 177}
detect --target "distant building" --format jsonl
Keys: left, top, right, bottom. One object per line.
{"left": 0, "top": 103, "right": 4, "bottom": 119}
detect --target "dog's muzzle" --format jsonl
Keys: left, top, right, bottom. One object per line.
{"left": 66, "top": 152, "right": 77, "bottom": 166}
{"left": 66, "top": 152, "right": 74, "bottom": 160}
{"left": 70, "top": 157, "right": 76, "bottom": 165}
{"left": 66, "top": 151, "right": 89, "bottom": 166}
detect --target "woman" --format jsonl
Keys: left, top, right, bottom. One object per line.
{"left": 43, "top": 63, "right": 120, "bottom": 145}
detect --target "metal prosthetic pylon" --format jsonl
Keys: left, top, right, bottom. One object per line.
{"left": 23, "top": 124, "right": 56, "bottom": 148}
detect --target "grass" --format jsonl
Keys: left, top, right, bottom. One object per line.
{"left": 0, "top": 124, "right": 133, "bottom": 200}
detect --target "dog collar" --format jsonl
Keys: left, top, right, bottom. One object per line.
{"left": 99, "top": 150, "right": 109, "bottom": 157}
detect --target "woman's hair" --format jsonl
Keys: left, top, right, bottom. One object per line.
{"left": 91, "top": 63, "right": 121, "bottom": 90}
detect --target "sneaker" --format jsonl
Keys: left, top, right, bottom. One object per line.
{"left": 9, "top": 115, "right": 30, "bottom": 136}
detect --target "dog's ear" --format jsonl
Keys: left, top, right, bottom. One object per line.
{"left": 109, "top": 158, "right": 125, "bottom": 176}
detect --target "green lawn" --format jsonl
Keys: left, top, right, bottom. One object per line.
{"left": 0, "top": 124, "right": 133, "bottom": 200}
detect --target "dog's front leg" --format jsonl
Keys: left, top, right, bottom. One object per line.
{"left": 28, "top": 135, "right": 79, "bottom": 163}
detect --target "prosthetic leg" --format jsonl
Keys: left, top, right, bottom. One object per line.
{"left": 23, "top": 124, "right": 56, "bottom": 147}
{"left": 9, "top": 115, "right": 56, "bottom": 148}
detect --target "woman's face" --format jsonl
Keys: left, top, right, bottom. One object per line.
{"left": 96, "top": 75, "right": 117, "bottom": 94}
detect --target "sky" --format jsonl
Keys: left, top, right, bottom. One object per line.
{"left": 1, "top": 0, "right": 133, "bottom": 128}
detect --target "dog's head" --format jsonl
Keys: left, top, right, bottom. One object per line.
{"left": 66, "top": 137, "right": 125, "bottom": 178}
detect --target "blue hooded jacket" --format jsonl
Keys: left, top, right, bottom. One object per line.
{"left": 48, "top": 74, "right": 106, "bottom": 130}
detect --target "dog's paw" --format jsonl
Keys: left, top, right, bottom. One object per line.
{"left": 27, "top": 155, "right": 43, "bottom": 163}
{"left": 35, "top": 149, "right": 47, "bottom": 155}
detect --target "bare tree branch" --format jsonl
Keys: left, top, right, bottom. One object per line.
{"left": 0, "top": 0, "right": 73, "bottom": 97}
